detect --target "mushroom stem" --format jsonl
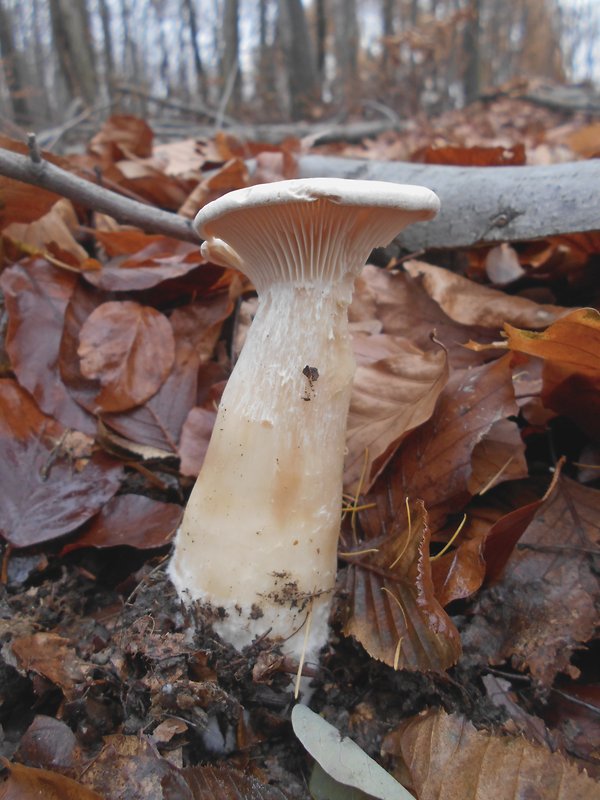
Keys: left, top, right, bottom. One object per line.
{"left": 168, "top": 178, "right": 440, "bottom": 667}
{"left": 169, "top": 279, "right": 354, "bottom": 661}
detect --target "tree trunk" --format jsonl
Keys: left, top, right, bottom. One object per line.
{"left": 222, "top": 0, "right": 242, "bottom": 113}
{"left": 183, "top": 0, "right": 206, "bottom": 99}
{"left": 0, "top": 0, "right": 34, "bottom": 124}
{"left": 48, "top": 0, "right": 97, "bottom": 106}
{"left": 278, "top": 0, "right": 319, "bottom": 120}
{"left": 332, "top": 0, "right": 359, "bottom": 112}
{"left": 463, "top": 0, "right": 481, "bottom": 104}
{"left": 97, "top": 0, "right": 114, "bottom": 95}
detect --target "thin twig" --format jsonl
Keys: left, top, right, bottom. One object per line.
{"left": 0, "top": 144, "right": 198, "bottom": 244}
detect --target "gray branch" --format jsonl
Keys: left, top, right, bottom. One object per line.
{"left": 294, "top": 155, "right": 600, "bottom": 250}
{"left": 0, "top": 146, "right": 198, "bottom": 244}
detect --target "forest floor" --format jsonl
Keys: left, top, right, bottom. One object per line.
{"left": 0, "top": 82, "right": 599, "bottom": 799}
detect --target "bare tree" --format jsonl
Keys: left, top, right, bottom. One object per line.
{"left": 183, "top": 0, "right": 207, "bottom": 99}
{"left": 222, "top": 0, "right": 242, "bottom": 113}
{"left": 0, "top": 0, "right": 34, "bottom": 124}
{"left": 278, "top": 0, "right": 319, "bottom": 119}
{"left": 463, "top": 0, "right": 481, "bottom": 104}
{"left": 48, "top": 0, "right": 98, "bottom": 106}
{"left": 332, "top": 0, "right": 359, "bottom": 112}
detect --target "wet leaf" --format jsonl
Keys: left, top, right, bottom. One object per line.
{"left": 0, "top": 379, "right": 123, "bottom": 547}
{"left": 78, "top": 300, "right": 175, "bottom": 412}
{"left": 342, "top": 500, "right": 461, "bottom": 672}
{"left": 0, "top": 258, "right": 95, "bottom": 433}
{"left": 61, "top": 494, "right": 182, "bottom": 553}
{"left": 0, "top": 759, "right": 104, "bottom": 800}
{"left": 382, "top": 709, "right": 599, "bottom": 800}
{"left": 345, "top": 334, "right": 448, "bottom": 493}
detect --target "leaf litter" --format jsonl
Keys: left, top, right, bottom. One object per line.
{"left": 0, "top": 101, "right": 599, "bottom": 798}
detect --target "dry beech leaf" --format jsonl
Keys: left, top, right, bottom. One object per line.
{"left": 394, "top": 355, "right": 521, "bottom": 525}
{"left": 0, "top": 379, "right": 123, "bottom": 548}
{"left": 0, "top": 258, "right": 95, "bottom": 433}
{"left": 465, "top": 473, "right": 599, "bottom": 686}
{"left": 78, "top": 300, "right": 175, "bottom": 412}
{"left": 351, "top": 265, "right": 496, "bottom": 369}
{"left": 0, "top": 136, "right": 64, "bottom": 228}
{"left": 0, "top": 759, "right": 104, "bottom": 800}
{"left": 178, "top": 406, "right": 217, "bottom": 477}
{"left": 411, "top": 142, "right": 526, "bottom": 166}
{"left": 468, "top": 418, "right": 528, "bottom": 495}
{"left": 504, "top": 308, "right": 600, "bottom": 439}
{"left": 342, "top": 500, "right": 461, "bottom": 672}
{"left": 382, "top": 708, "right": 599, "bottom": 800}
{"left": 103, "top": 296, "right": 233, "bottom": 453}
{"left": 403, "top": 260, "right": 564, "bottom": 329}
{"left": 61, "top": 494, "right": 182, "bottom": 554}
{"left": 345, "top": 333, "right": 448, "bottom": 493}
{"left": 84, "top": 236, "right": 208, "bottom": 291}
{"left": 162, "top": 764, "right": 288, "bottom": 800}
{"left": 430, "top": 514, "right": 489, "bottom": 607}
{"left": 11, "top": 633, "right": 91, "bottom": 699}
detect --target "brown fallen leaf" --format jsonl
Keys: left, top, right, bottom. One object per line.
{"left": 61, "top": 494, "right": 182, "bottom": 553}
{"left": 411, "top": 142, "right": 526, "bottom": 166}
{"left": 80, "top": 734, "right": 175, "bottom": 800}
{"left": 102, "top": 296, "right": 233, "bottom": 453}
{"left": 430, "top": 514, "right": 488, "bottom": 607}
{"left": 351, "top": 265, "right": 497, "bottom": 368}
{"left": 3, "top": 198, "right": 89, "bottom": 265}
{"left": 403, "top": 259, "right": 564, "bottom": 329}
{"left": 393, "top": 354, "right": 525, "bottom": 526}
{"left": 0, "top": 759, "right": 104, "bottom": 800}
{"left": 382, "top": 708, "right": 599, "bottom": 800}
{"left": 505, "top": 308, "right": 600, "bottom": 440}
{"left": 14, "top": 715, "right": 82, "bottom": 774}
{"left": 341, "top": 500, "right": 461, "bottom": 672}
{"left": 178, "top": 406, "right": 217, "bottom": 477}
{"left": 0, "top": 258, "right": 95, "bottom": 433}
{"left": 11, "top": 632, "right": 91, "bottom": 699}
{"left": 161, "top": 764, "right": 289, "bottom": 800}
{"left": 78, "top": 300, "right": 175, "bottom": 412}
{"left": 85, "top": 236, "right": 207, "bottom": 291}
{"left": 0, "top": 379, "right": 123, "bottom": 548}
{"left": 344, "top": 332, "right": 449, "bottom": 493}
{"left": 544, "top": 682, "right": 600, "bottom": 777}
{"left": 464, "top": 473, "right": 599, "bottom": 686}
{"left": 88, "top": 114, "right": 154, "bottom": 161}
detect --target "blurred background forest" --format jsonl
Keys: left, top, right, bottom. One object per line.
{"left": 0, "top": 0, "right": 599, "bottom": 142}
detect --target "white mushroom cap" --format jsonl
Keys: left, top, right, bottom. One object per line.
{"left": 194, "top": 178, "right": 440, "bottom": 290}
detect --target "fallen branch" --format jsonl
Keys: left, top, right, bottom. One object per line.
{"left": 0, "top": 141, "right": 198, "bottom": 244}
{"left": 293, "top": 155, "right": 600, "bottom": 249}
{"left": 2, "top": 140, "right": 598, "bottom": 252}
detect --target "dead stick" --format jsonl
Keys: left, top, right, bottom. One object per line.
{"left": 0, "top": 144, "right": 198, "bottom": 244}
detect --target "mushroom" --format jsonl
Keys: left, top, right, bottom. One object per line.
{"left": 168, "top": 178, "right": 439, "bottom": 666}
